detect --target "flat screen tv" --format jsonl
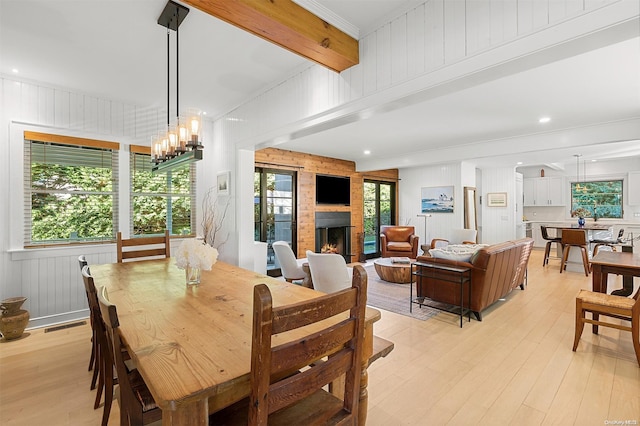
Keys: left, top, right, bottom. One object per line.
{"left": 316, "top": 174, "right": 350, "bottom": 206}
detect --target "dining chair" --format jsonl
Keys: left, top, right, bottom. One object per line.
{"left": 116, "top": 230, "right": 170, "bottom": 263}
{"left": 97, "top": 285, "right": 162, "bottom": 426}
{"left": 78, "top": 255, "right": 99, "bottom": 391}
{"left": 305, "top": 250, "right": 353, "bottom": 293}
{"left": 81, "top": 266, "right": 114, "bottom": 425}
{"left": 573, "top": 288, "right": 640, "bottom": 367}
{"left": 209, "top": 264, "right": 368, "bottom": 425}
{"left": 541, "top": 226, "right": 563, "bottom": 266}
{"left": 560, "top": 229, "right": 590, "bottom": 276}
{"left": 272, "top": 240, "right": 306, "bottom": 283}
{"left": 592, "top": 228, "right": 625, "bottom": 258}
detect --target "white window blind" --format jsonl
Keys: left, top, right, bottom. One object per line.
{"left": 24, "top": 132, "right": 119, "bottom": 246}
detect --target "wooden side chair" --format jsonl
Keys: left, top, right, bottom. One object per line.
{"left": 81, "top": 266, "right": 114, "bottom": 425}
{"left": 97, "top": 286, "right": 162, "bottom": 425}
{"left": 209, "top": 264, "right": 368, "bottom": 425}
{"left": 116, "top": 230, "right": 170, "bottom": 263}
{"left": 573, "top": 288, "right": 640, "bottom": 367}
{"left": 541, "top": 226, "right": 562, "bottom": 266}
{"left": 560, "top": 229, "right": 590, "bottom": 276}
{"left": 78, "top": 255, "right": 99, "bottom": 391}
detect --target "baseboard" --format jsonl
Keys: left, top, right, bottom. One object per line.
{"left": 25, "top": 309, "right": 89, "bottom": 330}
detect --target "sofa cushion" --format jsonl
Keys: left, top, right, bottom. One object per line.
{"left": 429, "top": 244, "right": 487, "bottom": 262}
{"left": 388, "top": 241, "right": 412, "bottom": 252}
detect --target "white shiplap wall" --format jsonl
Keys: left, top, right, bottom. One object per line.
{"left": 0, "top": 77, "right": 214, "bottom": 328}
{"left": 218, "top": 0, "right": 621, "bottom": 148}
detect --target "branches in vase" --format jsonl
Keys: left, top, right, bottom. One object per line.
{"left": 202, "top": 187, "right": 230, "bottom": 249}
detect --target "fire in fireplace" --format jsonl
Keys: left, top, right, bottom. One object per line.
{"left": 321, "top": 243, "right": 339, "bottom": 254}
{"left": 315, "top": 212, "right": 353, "bottom": 262}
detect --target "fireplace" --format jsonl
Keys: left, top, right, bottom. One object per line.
{"left": 315, "top": 212, "right": 353, "bottom": 263}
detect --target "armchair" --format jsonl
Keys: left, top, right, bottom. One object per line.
{"left": 380, "top": 225, "right": 419, "bottom": 259}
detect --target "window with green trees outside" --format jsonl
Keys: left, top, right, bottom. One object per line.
{"left": 131, "top": 152, "right": 195, "bottom": 236}
{"left": 570, "top": 180, "right": 623, "bottom": 219}
{"left": 26, "top": 139, "right": 118, "bottom": 245}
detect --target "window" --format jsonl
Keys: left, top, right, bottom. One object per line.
{"left": 130, "top": 147, "right": 195, "bottom": 236}
{"left": 571, "top": 180, "right": 623, "bottom": 219}
{"left": 24, "top": 131, "right": 119, "bottom": 246}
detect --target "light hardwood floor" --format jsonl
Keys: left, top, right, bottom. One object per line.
{"left": 1, "top": 250, "right": 638, "bottom": 425}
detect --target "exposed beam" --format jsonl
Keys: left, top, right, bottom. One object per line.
{"left": 182, "top": 0, "right": 359, "bottom": 72}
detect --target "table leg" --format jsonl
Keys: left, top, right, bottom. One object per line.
{"left": 592, "top": 264, "right": 603, "bottom": 293}
{"left": 357, "top": 319, "right": 374, "bottom": 425}
{"left": 590, "top": 263, "right": 607, "bottom": 334}
{"left": 612, "top": 245, "right": 634, "bottom": 296}
{"left": 162, "top": 399, "right": 208, "bottom": 426}
{"left": 358, "top": 366, "right": 369, "bottom": 426}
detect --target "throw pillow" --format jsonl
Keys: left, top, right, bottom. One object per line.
{"left": 429, "top": 244, "right": 488, "bottom": 262}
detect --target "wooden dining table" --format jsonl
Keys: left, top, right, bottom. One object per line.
{"left": 91, "top": 259, "right": 381, "bottom": 426}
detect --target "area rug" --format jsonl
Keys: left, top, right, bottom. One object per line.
{"left": 362, "top": 264, "right": 439, "bottom": 321}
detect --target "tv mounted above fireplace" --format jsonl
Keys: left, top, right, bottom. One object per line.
{"left": 316, "top": 174, "right": 350, "bottom": 206}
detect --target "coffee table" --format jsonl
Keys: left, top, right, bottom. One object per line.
{"left": 373, "top": 258, "right": 413, "bottom": 283}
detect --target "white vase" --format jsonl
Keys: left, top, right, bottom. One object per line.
{"left": 185, "top": 266, "right": 201, "bottom": 285}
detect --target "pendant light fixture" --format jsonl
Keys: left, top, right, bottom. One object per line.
{"left": 152, "top": 0, "right": 203, "bottom": 173}
{"left": 574, "top": 154, "right": 584, "bottom": 192}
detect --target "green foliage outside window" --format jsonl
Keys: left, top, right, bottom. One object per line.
{"left": 31, "top": 163, "right": 114, "bottom": 242}
{"left": 29, "top": 142, "right": 116, "bottom": 244}
{"left": 131, "top": 153, "right": 193, "bottom": 236}
{"left": 570, "top": 180, "right": 623, "bottom": 219}
{"left": 363, "top": 182, "right": 393, "bottom": 248}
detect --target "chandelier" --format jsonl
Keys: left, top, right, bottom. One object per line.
{"left": 152, "top": 0, "right": 203, "bottom": 173}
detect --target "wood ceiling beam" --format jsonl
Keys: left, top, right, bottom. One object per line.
{"left": 182, "top": 0, "right": 359, "bottom": 72}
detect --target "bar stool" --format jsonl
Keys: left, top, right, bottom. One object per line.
{"left": 560, "top": 229, "right": 590, "bottom": 276}
{"left": 541, "top": 226, "right": 562, "bottom": 266}
{"left": 592, "top": 228, "right": 624, "bottom": 257}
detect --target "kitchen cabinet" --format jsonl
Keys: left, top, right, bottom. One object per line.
{"left": 628, "top": 171, "right": 640, "bottom": 205}
{"left": 523, "top": 177, "right": 564, "bottom": 206}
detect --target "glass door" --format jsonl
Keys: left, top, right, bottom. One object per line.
{"left": 363, "top": 180, "right": 395, "bottom": 259}
{"left": 254, "top": 168, "right": 297, "bottom": 276}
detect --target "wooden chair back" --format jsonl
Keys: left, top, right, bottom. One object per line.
{"left": 97, "top": 286, "right": 161, "bottom": 425}
{"left": 81, "top": 266, "right": 114, "bottom": 425}
{"left": 561, "top": 229, "right": 588, "bottom": 246}
{"left": 116, "top": 230, "right": 170, "bottom": 263}
{"left": 248, "top": 264, "right": 368, "bottom": 425}
{"left": 541, "top": 226, "right": 560, "bottom": 241}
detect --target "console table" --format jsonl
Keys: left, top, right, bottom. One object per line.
{"left": 410, "top": 261, "right": 472, "bottom": 327}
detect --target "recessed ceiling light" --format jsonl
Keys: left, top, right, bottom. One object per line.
{"left": 539, "top": 117, "right": 551, "bottom": 123}
{"left": 516, "top": 161, "right": 523, "bottom": 165}
{"left": 364, "top": 150, "right": 371, "bottom": 155}
{"left": 591, "top": 159, "right": 597, "bottom": 162}
{"left": 12, "top": 68, "right": 18, "bottom": 73}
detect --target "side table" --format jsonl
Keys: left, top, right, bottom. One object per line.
{"left": 410, "top": 261, "right": 472, "bottom": 327}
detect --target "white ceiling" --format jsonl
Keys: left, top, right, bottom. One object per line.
{"left": 1, "top": 0, "right": 639, "bottom": 171}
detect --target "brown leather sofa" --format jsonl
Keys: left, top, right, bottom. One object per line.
{"left": 415, "top": 238, "right": 534, "bottom": 320}
{"left": 380, "top": 225, "right": 419, "bottom": 259}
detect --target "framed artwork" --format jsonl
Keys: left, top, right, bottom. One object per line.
{"left": 217, "top": 171, "right": 230, "bottom": 195}
{"left": 421, "top": 186, "right": 454, "bottom": 213}
{"left": 487, "top": 192, "right": 507, "bottom": 207}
